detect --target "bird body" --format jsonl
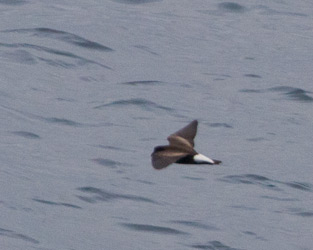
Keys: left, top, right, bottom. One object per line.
{"left": 151, "top": 120, "right": 221, "bottom": 169}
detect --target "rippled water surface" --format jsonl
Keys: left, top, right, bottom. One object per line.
{"left": 1, "top": 1, "right": 313, "bottom": 250}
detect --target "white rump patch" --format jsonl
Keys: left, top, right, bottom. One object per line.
{"left": 194, "top": 153, "right": 215, "bottom": 164}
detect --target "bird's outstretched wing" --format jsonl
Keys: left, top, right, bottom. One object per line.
{"left": 167, "top": 135, "right": 195, "bottom": 151}
{"left": 151, "top": 146, "right": 190, "bottom": 170}
{"left": 168, "top": 120, "right": 198, "bottom": 147}
{"left": 151, "top": 120, "right": 199, "bottom": 169}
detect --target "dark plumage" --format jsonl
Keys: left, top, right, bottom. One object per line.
{"left": 151, "top": 120, "right": 221, "bottom": 169}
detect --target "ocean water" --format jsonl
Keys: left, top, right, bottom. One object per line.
{"left": 0, "top": 1, "right": 313, "bottom": 249}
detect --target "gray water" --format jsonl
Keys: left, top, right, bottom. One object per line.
{"left": 1, "top": 1, "right": 313, "bottom": 249}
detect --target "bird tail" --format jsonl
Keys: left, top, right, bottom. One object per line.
{"left": 213, "top": 159, "right": 222, "bottom": 165}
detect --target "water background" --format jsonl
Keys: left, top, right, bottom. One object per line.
{"left": 1, "top": 1, "right": 313, "bottom": 249}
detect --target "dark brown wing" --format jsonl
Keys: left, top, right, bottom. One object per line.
{"left": 169, "top": 120, "right": 198, "bottom": 147}
{"left": 167, "top": 135, "right": 195, "bottom": 151}
{"left": 151, "top": 146, "right": 192, "bottom": 170}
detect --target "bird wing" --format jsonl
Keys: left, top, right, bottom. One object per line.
{"left": 167, "top": 135, "right": 195, "bottom": 151}
{"left": 169, "top": 120, "right": 198, "bottom": 147}
{"left": 151, "top": 146, "right": 190, "bottom": 170}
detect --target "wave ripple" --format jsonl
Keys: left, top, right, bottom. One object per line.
{"left": 3, "top": 28, "right": 113, "bottom": 51}
{"left": 94, "top": 98, "right": 173, "bottom": 112}
{"left": 77, "top": 186, "right": 158, "bottom": 204}
{"left": 120, "top": 223, "right": 188, "bottom": 235}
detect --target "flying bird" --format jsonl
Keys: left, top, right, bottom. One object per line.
{"left": 151, "top": 120, "right": 221, "bottom": 169}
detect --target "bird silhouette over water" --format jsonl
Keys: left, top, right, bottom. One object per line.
{"left": 151, "top": 120, "right": 221, "bottom": 169}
